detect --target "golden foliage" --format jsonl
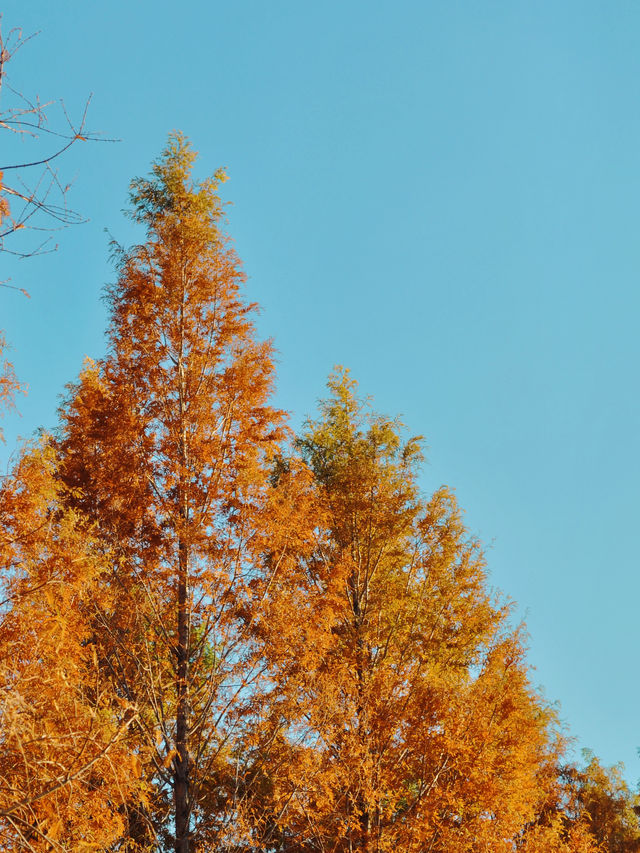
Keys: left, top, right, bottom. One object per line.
{"left": 0, "top": 446, "right": 146, "bottom": 849}
{"left": 0, "top": 139, "right": 634, "bottom": 853}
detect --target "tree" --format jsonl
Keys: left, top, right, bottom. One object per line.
{"left": 0, "top": 129, "right": 629, "bottom": 852}
{"left": 541, "top": 754, "right": 640, "bottom": 853}
{"left": 0, "top": 442, "right": 145, "bottom": 851}
{"left": 574, "top": 754, "right": 640, "bottom": 852}
{"left": 247, "top": 369, "right": 600, "bottom": 853}
{"left": 55, "top": 133, "right": 312, "bottom": 852}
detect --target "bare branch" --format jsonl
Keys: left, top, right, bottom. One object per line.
{"left": 0, "top": 16, "right": 118, "bottom": 261}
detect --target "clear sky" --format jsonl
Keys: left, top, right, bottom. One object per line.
{"left": 2, "top": 1, "right": 639, "bottom": 784}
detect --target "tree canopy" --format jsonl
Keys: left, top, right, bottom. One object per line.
{"left": 0, "top": 135, "right": 637, "bottom": 852}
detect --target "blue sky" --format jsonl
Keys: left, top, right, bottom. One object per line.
{"left": 2, "top": 1, "right": 640, "bottom": 783}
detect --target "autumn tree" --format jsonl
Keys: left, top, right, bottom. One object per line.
{"left": 0, "top": 443, "right": 145, "bottom": 850}
{"left": 574, "top": 754, "right": 640, "bottom": 852}
{"left": 55, "top": 133, "right": 313, "bottom": 853}
{"left": 0, "top": 128, "right": 630, "bottom": 853}
{"left": 518, "top": 754, "right": 640, "bottom": 853}
{"left": 243, "top": 369, "right": 601, "bottom": 853}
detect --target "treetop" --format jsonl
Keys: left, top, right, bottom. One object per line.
{"left": 127, "top": 131, "right": 229, "bottom": 238}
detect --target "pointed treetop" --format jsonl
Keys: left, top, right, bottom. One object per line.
{"left": 300, "top": 366, "right": 425, "bottom": 493}
{"left": 127, "top": 131, "right": 229, "bottom": 240}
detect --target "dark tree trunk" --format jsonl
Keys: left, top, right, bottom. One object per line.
{"left": 174, "top": 536, "right": 191, "bottom": 853}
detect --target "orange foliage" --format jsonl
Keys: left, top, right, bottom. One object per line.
{"left": 55, "top": 134, "right": 316, "bottom": 852}
{"left": 242, "top": 369, "right": 603, "bottom": 853}
{"left": 0, "top": 445, "right": 145, "bottom": 849}
{"left": 0, "top": 136, "right": 628, "bottom": 853}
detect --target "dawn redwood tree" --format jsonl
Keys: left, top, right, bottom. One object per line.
{"left": 0, "top": 132, "right": 625, "bottom": 853}
{"left": 516, "top": 755, "right": 640, "bottom": 853}
{"left": 574, "top": 755, "right": 640, "bottom": 851}
{"left": 56, "top": 134, "right": 311, "bottom": 852}
{"left": 253, "top": 369, "right": 599, "bottom": 853}
{"left": 0, "top": 444, "right": 144, "bottom": 850}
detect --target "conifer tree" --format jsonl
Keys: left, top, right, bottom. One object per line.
{"left": 0, "top": 444, "right": 143, "bottom": 850}
{"left": 517, "top": 755, "right": 640, "bottom": 853}
{"left": 1, "top": 134, "right": 623, "bottom": 853}
{"left": 573, "top": 755, "right": 640, "bottom": 851}
{"left": 252, "top": 369, "right": 598, "bottom": 853}
{"left": 56, "top": 134, "right": 309, "bottom": 852}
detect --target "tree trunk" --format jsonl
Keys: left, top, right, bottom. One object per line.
{"left": 174, "top": 535, "right": 190, "bottom": 853}
{"left": 175, "top": 289, "right": 191, "bottom": 853}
